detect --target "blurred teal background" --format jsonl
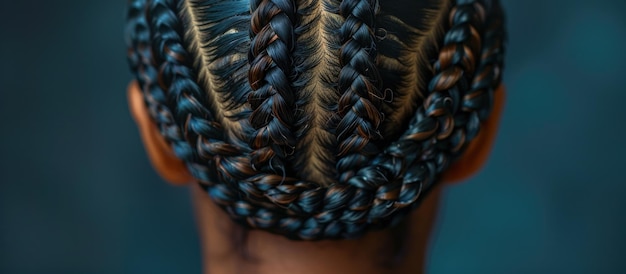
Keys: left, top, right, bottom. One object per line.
{"left": 1, "top": 0, "right": 625, "bottom": 273}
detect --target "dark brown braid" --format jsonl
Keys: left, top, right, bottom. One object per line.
{"left": 247, "top": 0, "right": 298, "bottom": 175}
{"left": 335, "top": 0, "right": 385, "bottom": 183}
{"left": 126, "top": 0, "right": 506, "bottom": 240}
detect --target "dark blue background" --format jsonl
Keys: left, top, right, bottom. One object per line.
{"left": 1, "top": 0, "right": 625, "bottom": 273}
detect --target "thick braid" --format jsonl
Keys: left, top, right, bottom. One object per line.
{"left": 423, "top": 1, "right": 486, "bottom": 163}
{"left": 247, "top": 0, "right": 298, "bottom": 175}
{"left": 127, "top": 0, "right": 201, "bottom": 168}
{"left": 464, "top": 0, "right": 505, "bottom": 122}
{"left": 126, "top": 0, "right": 147, "bottom": 81}
{"left": 126, "top": 0, "right": 161, "bottom": 128}
{"left": 335, "top": 0, "right": 385, "bottom": 183}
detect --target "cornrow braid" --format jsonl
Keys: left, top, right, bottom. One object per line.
{"left": 125, "top": 0, "right": 506, "bottom": 240}
{"left": 126, "top": 0, "right": 147, "bottom": 81}
{"left": 128, "top": 0, "right": 243, "bottom": 195}
{"left": 127, "top": 0, "right": 205, "bottom": 171}
{"left": 247, "top": 0, "right": 298, "bottom": 175}
{"left": 335, "top": 0, "right": 385, "bottom": 183}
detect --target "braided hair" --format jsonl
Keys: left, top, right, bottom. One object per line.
{"left": 334, "top": 0, "right": 384, "bottom": 183}
{"left": 126, "top": 0, "right": 506, "bottom": 240}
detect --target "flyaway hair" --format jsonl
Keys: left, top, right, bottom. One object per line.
{"left": 126, "top": 0, "right": 506, "bottom": 240}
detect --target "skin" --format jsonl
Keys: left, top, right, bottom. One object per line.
{"left": 128, "top": 81, "right": 506, "bottom": 274}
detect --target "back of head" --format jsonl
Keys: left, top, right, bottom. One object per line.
{"left": 125, "top": 0, "right": 506, "bottom": 240}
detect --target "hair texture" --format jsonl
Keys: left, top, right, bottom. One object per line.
{"left": 126, "top": 0, "right": 506, "bottom": 240}
{"left": 334, "top": 0, "right": 384, "bottom": 183}
{"left": 247, "top": 0, "right": 298, "bottom": 175}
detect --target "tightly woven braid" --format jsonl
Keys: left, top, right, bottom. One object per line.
{"left": 127, "top": 0, "right": 211, "bottom": 174}
{"left": 129, "top": 0, "right": 244, "bottom": 194}
{"left": 126, "top": 0, "right": 506, "bottom": 240}
{"left": 334, "top": 0, "right": 385, "bottom": 183}
{"left": 247, "top": 0, "right": 298, "bottom": 175}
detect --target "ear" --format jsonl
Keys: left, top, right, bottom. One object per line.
{"left": 440, "top": 85, "right": 506, "bottom": 184}
{"left": 127, "top": 81, "right": 195, "bottom": 185}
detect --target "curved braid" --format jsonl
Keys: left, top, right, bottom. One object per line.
{"left": 335, "top": 0, "right": 385, "bottom": 183}
{"left": 344, "top": 1, "right": 502, "bottom": 221}
{"left": 126, "top": 0, "right": 506, "bottom": 240}
{"left": 128, "top": 0, "right": 246, "bottom": 191}
{"left": 127, "top": 0, "right": 200, "bottom": 167}
{"left": 247, "top": 0, "right": 298, "bottom": 175}
{"left": 126, "top": 0, "right": 147, "bottom": 81}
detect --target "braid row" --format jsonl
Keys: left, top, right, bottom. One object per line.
{"left": 127, "top": 0, "right": 202, "bottom": 168}
{"left": 335, "top": 0, "right": 385, "bottom": 183}
{"left": 128, "top": 0, "right": 244, "bottom": 190}
{"left": 126, "top": 0, "right": 506, "bottom": 240}
{"left": 247, "top": 0, "right": 299, "bottom": 175}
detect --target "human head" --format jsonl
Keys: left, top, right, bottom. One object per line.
{"left": 125, "top": 0, "right": 505, "bottom": 241}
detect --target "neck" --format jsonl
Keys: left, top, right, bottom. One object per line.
{"left": 191, "top": 183, "right": 442, "bottom": 274}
